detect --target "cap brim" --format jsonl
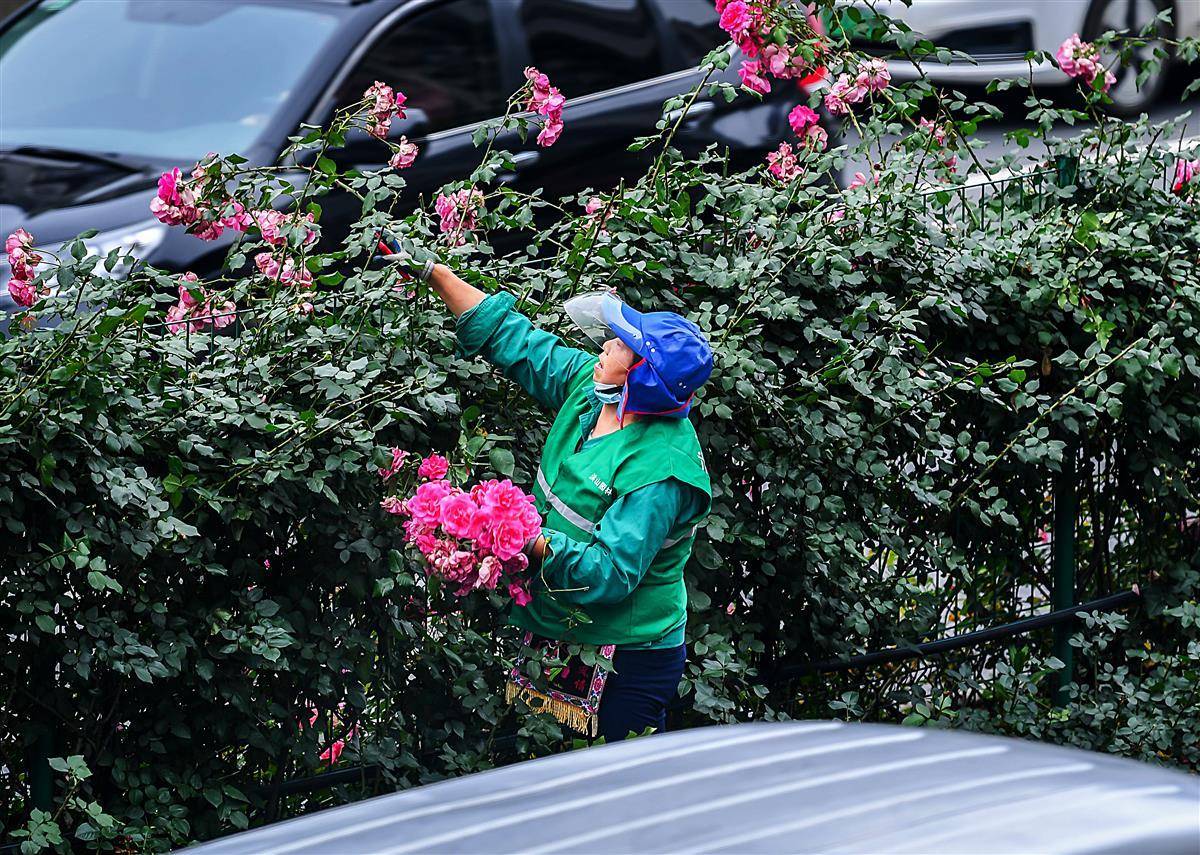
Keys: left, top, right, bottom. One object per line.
{"left": 600, "top": 295, "right": 647, "bottom": 356}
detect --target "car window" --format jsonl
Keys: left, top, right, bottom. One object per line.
{"left": 0, "top": 0, "right": 342, "bottom": 161}
{"left": 334, "top": 0, "right": 505, "bottom": 135}
{"left": 653, "top": 0, "right": 724, "bottom": 69}
{"left": 518, "top": 0, "right": 662, "bottom": 98}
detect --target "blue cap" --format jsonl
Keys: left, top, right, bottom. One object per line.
{"left": 600, "top": 296, "right": 713, "bottom": 421}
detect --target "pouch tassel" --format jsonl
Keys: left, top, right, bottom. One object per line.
{"left": 506, "top": 680, "right": 598, "bottom": 737}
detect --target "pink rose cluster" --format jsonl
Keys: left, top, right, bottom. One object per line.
{"left": 255, "top": 251, "right": 314, "bottom": 289}
{"left": 165, "top": 272, "right": 236, "bottom": 335}
{"left": 918, "top": 117, "right": 958, "bottom": 170}
{"left": 150, "top": 161, "right": 255, "bottom": 243}
{"left": 1055, "top": 34, "right": 1116, "bottom": 93}
{"left": 719, "top": 0, "right": 815, "bottom": 97}
{"left": 363, "top": 80, "right": 408, "bottom": 139}
{"left": 1172, "top": 158, "right": 1198, "bottom": 196}
{"left": 382, "top": 455, "right": 541, "bottom": 605}
{"left": 824, "top": 58, "right": 890, "bottom": 115}
{"left": 523, "top": 66, "right": 566, "bottom": 147}
{"left": 766, "top": 142, "right": 802, "bottom": 182}
{"left": 434, "top": 187, "right": 486, "bottom": 245}
{"left": 150, "top": 158, "right": 321, "bottom": 252}
{"left": 304, "top": 706, "right": 359, "bottom": 765}
{"left": 765, "top": 106, "right": 825, "bottom": 181}
{"left": 787, "top": 104, "right": 826, "bottom": 150}
{"left": 5, "top": 229, "right": 44, "bottom": 308}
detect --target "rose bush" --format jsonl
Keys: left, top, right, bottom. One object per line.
{"left": 2, "top": 2, "right": 1198, "bottom": 850}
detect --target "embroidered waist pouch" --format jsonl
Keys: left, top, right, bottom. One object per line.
{"left": 504, "top": 631, "right": 617, "bottom": 737}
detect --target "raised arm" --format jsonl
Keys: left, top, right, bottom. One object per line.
{"left": 427, "top": 262, "right": 486, "bottom": 319}
{"left": 428, "top": 264, "right": 595, "bottom": 412}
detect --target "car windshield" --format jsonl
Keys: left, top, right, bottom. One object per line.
{"left": 0, "top": 0, "right": 341, "bottom": 162}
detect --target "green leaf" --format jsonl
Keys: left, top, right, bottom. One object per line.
{"left": 489, "top": 447, "right": 515, "bottom": 477}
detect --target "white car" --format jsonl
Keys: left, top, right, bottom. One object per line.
{"left": 851, "top": 0, "right": 1200, "bottom": 115}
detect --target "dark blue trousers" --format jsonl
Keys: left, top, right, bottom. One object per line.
{"left": 597, "top": 643, "right": 687, "bottom": 743}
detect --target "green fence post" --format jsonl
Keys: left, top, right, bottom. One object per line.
{"left": 1049, "top": 153, "right": 1081, "bottom": 708}
{"left": 29, "top": 725, "right": 54, "bottom": 812}
{"left": 1052, "top": 447, "right": 1077, "bottom": 706}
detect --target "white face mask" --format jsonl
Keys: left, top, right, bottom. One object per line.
{"left": 593, "top": 381, "right": 624, "bottom": 404}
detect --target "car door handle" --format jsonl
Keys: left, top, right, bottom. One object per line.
{"left": 498, "top": 150, "right": 540, "bottom": 184}
{"left": 666, "top": 100, "right": 716, "bottom": 124}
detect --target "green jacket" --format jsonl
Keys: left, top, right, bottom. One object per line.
{"left": 456, "top": 292, "right": 711, "bottom": 648}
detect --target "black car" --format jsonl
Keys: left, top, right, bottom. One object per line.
{"left": 0, "top": 0, "right": 829, "bottom": 322}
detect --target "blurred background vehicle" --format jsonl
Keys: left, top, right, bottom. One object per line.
{"left": 0, "top": 0, "right": 831, "bottom": 328}
{"left": 839, "top": 0, "right": 1200, "bottom": 117}
{"left": 182, "top": 721, "right": 1200, "bottom": 854}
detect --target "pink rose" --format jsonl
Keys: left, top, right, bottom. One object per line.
{"left": 379, "top": 447, "right": 409, "bottom": 480}
{"left": 389, "top": 137, "right": 419, "bottom": 169}
{"left": 381, "top": 496, "right": 405, "bottom": 514}
{"left": 418, "top": 453, "right": 450, "bottom": 481}
{"left": 918, "top": 116, "right": 948, "bottom": 146}
{"left": 165, "top": 303, "right": 191, "bottom": 335}
{"left": 366, "top": 81, "right": 395, "bottom": 117}
{"left": 803, "top": 125, "right": 828, "bottom": 151}
{"left": 8, "top": 277, "right": 37, "bottom": 308}
{"left": 1172, "top": 158, "right": 1198, "bottom": 195}
{"left": 524, "top": 66, "right": 552, "bottom": 103}
{"left": 276, "top": 258, "right": 313, "bottom": 289}
{"left": 434, "top": 188, "right": 485, "bottom": 245}
{"left": 319, "top": 739, "right": 345, "bottom": 764}
{"left": 823, "top": 74, "right": 865, "bottom": 115}
{"left": 738, "top": 59, "right": 771, "bottom": 95}
{"left": 222, "top": 202, "right": 252, "bottom": 232}
{"left": 856, "top": 58, "right": 890, "bottom": 93}
{"left": 537, "top": 114, "right": 564, "bottom": 147}
{"left": 5, "top": 228, "right": 32, "bottom": 255}
{"left": 476, "top": 555, "right": 502, "bottom": 590}
{"left": 848, "top": 170, "right": 877, "bottom": 190}
{"left": 255, "top": 252, "right": 281, "bottom": 279}
{"left": 157, "top": 168, "right": 180, "bottom": 203}
{"left": 192, "top": 218, "right": 224, "bottom": 242}
{"left": 762, "top": 44, "right": 806, "bottom": 80}
{"left": 489, "top": 519, "right": 529, "bottom": 561}
{"left": 439, "top": 492, "right": 478, "bottom": 538}
{"left": 405, "top": 479, "right": 454, "bottom": 526}
{"left": 718, "top": 0, "right": 751, "bottom": 39}
{"left": 254, "top": 210, "right": 287, "bottom": 245}
{"left": 788, "top": 104, "right": 819, "bottom": 135}
{"left": 508, "top": 582, "right": 532, "bottom": 607}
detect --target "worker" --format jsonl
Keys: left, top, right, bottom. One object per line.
{"left": 413, "top": 256, "right": 713, "bottom": 742}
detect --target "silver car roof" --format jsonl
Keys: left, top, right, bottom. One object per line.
{"left": 183, "top": 721, "right": 1200, "bottom": 854}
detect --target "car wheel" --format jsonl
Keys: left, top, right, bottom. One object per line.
{"left": 1082, "top": 0, "right": 1174, "bottom": 116}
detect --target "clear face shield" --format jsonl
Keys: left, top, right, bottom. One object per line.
{"left": 563, "top": 289, "right": 620, "bottom": 349}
